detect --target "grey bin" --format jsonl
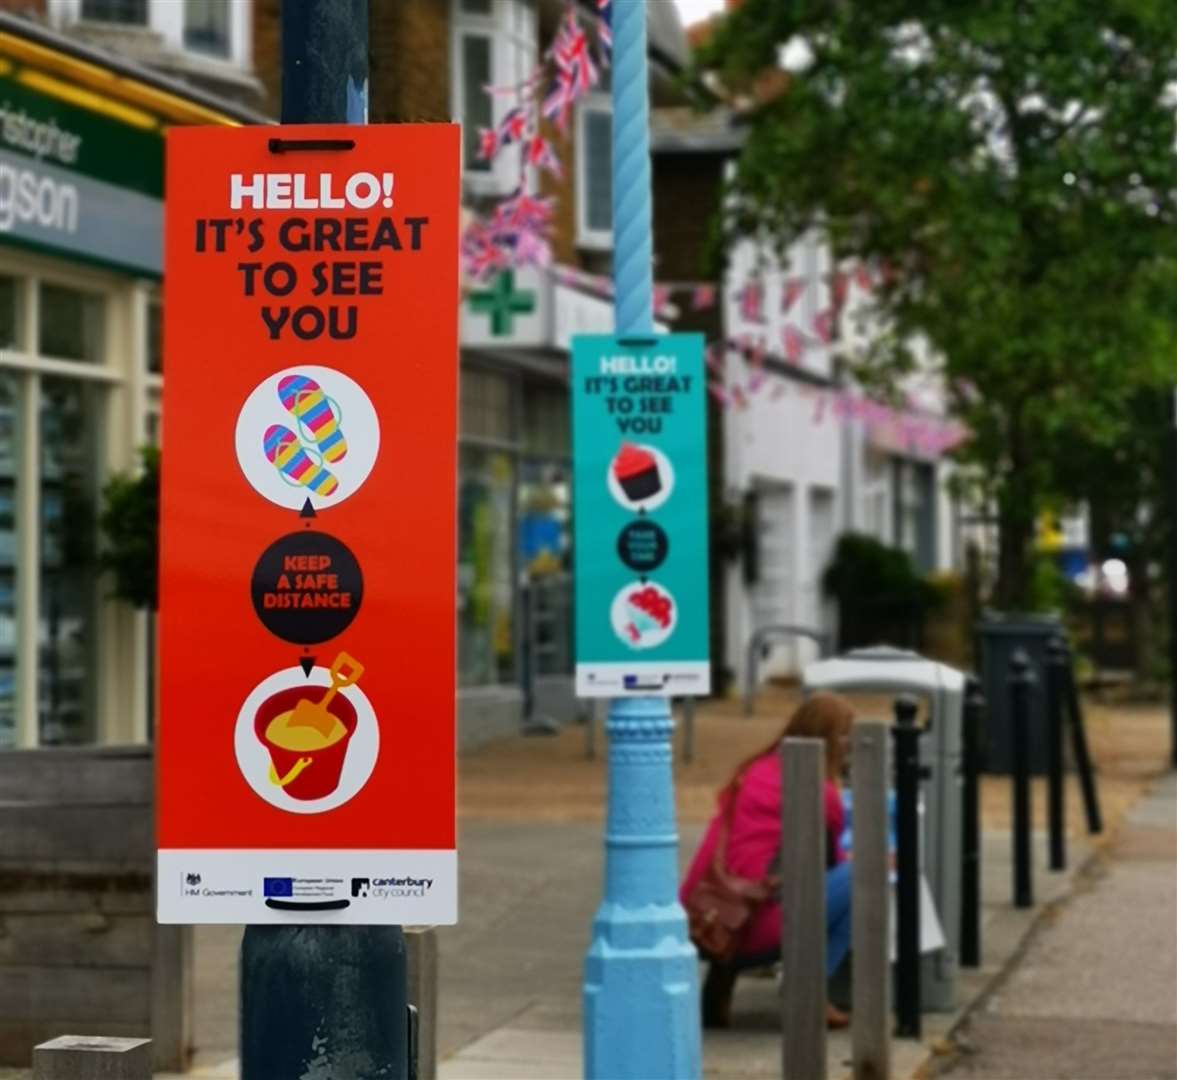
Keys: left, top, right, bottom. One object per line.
{"left": 976, "top": 613, "right": 1060, "bottom": 775}
{"left": 803, "top": 645, "right": 965, "bottom": 1013}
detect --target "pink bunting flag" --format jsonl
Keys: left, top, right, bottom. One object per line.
{"left": 853, "top": 264, "right": 873, "bottom": 293}
{"left": 813, "top": 308, "right": 835, "bottom": 344}
{"left": 707, "top": 381, "right": 731, "bottom": 407}
{"left": 782, "top": 323, "right": 807, "bottom": 364}
{"left": 830, "top": 271, "right": 849, "bottom": 312}
{"left": 738, "top": 281, "right": 765, "bottom": 323}
{"left": 692, "top": 284, "right": 717, "bottom": 310}
{"left": 781, "top": 276, "right": 806, "bottom": 312}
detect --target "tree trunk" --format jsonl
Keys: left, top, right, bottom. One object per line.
{"left": 994, "top": 452, "right": 1037, "bottom": 612}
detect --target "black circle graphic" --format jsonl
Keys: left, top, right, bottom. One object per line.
{"left": 251, "top": 531, "right": 363, "bottom": 645}
{"left": 617, "top": 520, "right": 669, "bottom": 573}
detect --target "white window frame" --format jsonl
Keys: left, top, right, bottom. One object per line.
{"left": 450, "top": 0, "right": 538, "bottom": 194}
{"left": 576, "top": 94, "right": 613, "bottom": 250}
{"left": 49, "top": 0, "right": 252, "bottom": 70}
{"left": 0, "top": 250, "right": 150, "bottom": 750}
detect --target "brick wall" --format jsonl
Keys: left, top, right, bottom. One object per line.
{"left": 252, "top": 0, "right": 281, "bottom": 117}
{"left": 370, "top": 0, "right": 450, "bottom": 124}
{"left": 0, "top": 0, "right": 46, "bottom": 14}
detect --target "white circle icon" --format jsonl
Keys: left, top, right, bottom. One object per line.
{"left": 606, "top": 443, "right": 675, "bottom": 513}
{"left": 234, "top": 663, "right": 379, "bottom": 815}
{"left": 235, "top": 365, "right": 380, "bottom": 511}
{"left": 610, "top": 579, "right": 678, "bottom": 650}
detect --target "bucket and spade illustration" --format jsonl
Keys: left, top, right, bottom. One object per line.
{"left": 253, "top": 652, "right": 364, "bottom": 801}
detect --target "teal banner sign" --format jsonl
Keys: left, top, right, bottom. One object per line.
{"left": 572, "top": 334, "right": 710, "bottom": 697}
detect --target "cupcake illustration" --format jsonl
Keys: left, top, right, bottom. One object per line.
{"left": 612, "top": 582, "right": 677, "bottom": 649}
{"left": 612, "top": 443, "right": 662, "bottom": 501}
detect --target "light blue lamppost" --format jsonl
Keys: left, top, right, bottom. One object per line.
{"left": 582, "top": 3, "right": 702, "bottom": 1078}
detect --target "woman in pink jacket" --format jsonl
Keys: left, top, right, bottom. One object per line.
{"left": 680, "top": 692, "right": 854, "bottom": 1029}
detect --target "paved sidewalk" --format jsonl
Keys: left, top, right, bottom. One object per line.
{"left": 2, "top": 693, "right": 1166, "bottom": 1080}
{"left": 935, "top": 773, "right": 1177, "bottom": 1080}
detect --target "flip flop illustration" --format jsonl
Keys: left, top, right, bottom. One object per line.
{"left": 263, "top": 424, "right": 339, "bottom": 496}
{"left": 277, "top": 375, "right": 348, "bottom": 463}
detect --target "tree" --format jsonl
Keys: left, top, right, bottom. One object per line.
{"left": 99, "top": 446, "right": 160, "bottom": 611}
{"left": 700, "top": 0, "right": 1177, "bottom": 608}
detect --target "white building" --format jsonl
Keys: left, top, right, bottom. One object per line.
{"left": 721, "top": 231, "right": 961, "bottom": 690}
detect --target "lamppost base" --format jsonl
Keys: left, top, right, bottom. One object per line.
{"left": 584, "top": 903, "right": 700, "bottom": 1080}
{"left": 240, "top": 925, "right": 409, "bottom": 1080}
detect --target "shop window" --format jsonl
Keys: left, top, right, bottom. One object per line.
{"left": 522, "top": 384, "right": 568, "bottom": 457}
{"left": 147, "top": 299, "right": 163, "bottom": 374}
{"left": 0, "top": 276, "right": 20, "bottom": 351}
{"left": 183, "top": 0, "right": 230, "bottom": 57}
{"left": 38, "top": 376, "right": 103, "bottom": 745}
{"left": 577, "top": 97, "right": 612, "bottom": 249}
{"left": 81, "top": 0, "right": 147, "bottom": 24}
{"left": 38, "top": 284, "right": 105, "bottom": 365}
{"left": 461, "top": 367, "right": 514, "bottom": 441}
{"left": 0, "top": 373, "right": 17, "bottom": 748}
{"left": 458, "top": 448, "right": 515, "bottom": 687}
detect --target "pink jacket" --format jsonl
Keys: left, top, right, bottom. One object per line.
{"left": 680, "top": 753, "right": 845, "bottom": 957}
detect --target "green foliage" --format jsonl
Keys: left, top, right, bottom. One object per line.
{"left": 822, "top": 533, "right": 943, "bottom": 648}
{"left": 98, "top": 446, "right": 159, "bottom": 610}
{"left": 698, "top": 1, "right": 1177, "bottom": 607}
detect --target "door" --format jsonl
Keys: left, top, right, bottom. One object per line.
{"left": 804, "top": 486, "right": 838, "bottom": 636}
{"left": 751, "top": 483, "right": 796, "bottom": 677}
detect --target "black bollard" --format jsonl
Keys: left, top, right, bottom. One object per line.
{"left": 892, "top": 694, "right": 924, "bottom": 1038}
{"left": 241, "top": 926, "right": 409, "bottom": 1079}
{"left": 1045, "top": 637, "right": 1068, "bottom": 871}
{"left": 959, "top": 679, "right": 985, "bottom": 967}
{"left": 1009, "top": 649, "right": 1035, "bottom": 908}
{"left": 1061, "top": 641, "right": 1103, "bottom": 835}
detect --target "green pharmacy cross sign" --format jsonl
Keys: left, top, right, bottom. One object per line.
{"left": 468, "top": 270, "right": 536, "bottom": 336}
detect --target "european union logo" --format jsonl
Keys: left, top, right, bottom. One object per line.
{"left": 263, "top": 877, "right": 293, "bottom": 898}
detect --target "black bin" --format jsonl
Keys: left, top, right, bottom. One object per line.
{"left": 976, "top": 613, "right": 1060, "bottom": 775}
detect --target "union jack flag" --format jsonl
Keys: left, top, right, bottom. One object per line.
{"left": 525, "top": 135, "right": 563, "bottom": 179}
{"left": 543, "top": 12, "right": 599, "bottom": 131}
{"left": 498, "top": 106, "right": 529, "bottom": 145}
{"left": 597, "top": 0, "right": 612, "bottom": 52}
{"left": 460, "top": 221, "right": 508, "bottom": 282}
{"left": 478, "top": 127, "right": 499, "bottom": 162}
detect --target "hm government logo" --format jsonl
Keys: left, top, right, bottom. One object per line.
{"left": 185, "top": 873, "right": 202, "bottom": 887}
{"left": 351, "top": 878, "right": 371, "bottom": 898}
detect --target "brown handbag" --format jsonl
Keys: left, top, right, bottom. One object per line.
{"left": 684, "top": 777, "right": 779, "bottom": 963}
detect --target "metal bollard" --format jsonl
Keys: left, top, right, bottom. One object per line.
{"left": 959, "top": 679, "right": 985, "bottom": 968}
{"left": 1061, "top": 640, "right": 1103, "bottom": 834}
{"left": 851, "top": 722, "right": 891, "bottom": 1080}
{"left": 1009, "top": 649, "right": 1035, "bottom": 908}
{"left": 1045, "top": 637, "right": 1069, "bottom": 871}
{"left": 891, "top": 695, "right": 924, "bottom": 1039}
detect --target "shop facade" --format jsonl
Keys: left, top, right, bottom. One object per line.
{"left": 0, "top": 17, "right": 255, "bottom": 748}
{"left": 456, "top": 268, "right": 626, "bottom": 744}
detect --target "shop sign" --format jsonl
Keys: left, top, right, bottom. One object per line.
{"left": 460, "top": 266, "right": 549, "bottom": 348}
{"left": 157, "top": 124, "right": 460, "bottom": 924}
{"left": 571, "top": 334, "right": 710, "bottom": 697}
{"left": 0, "top": 66, "right": 165, "bottom": 273}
